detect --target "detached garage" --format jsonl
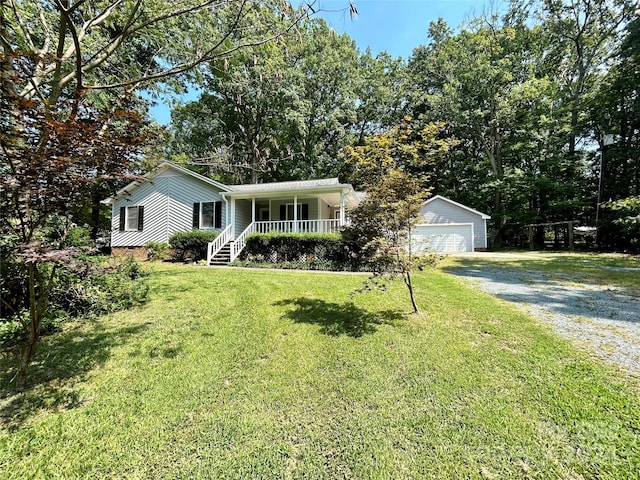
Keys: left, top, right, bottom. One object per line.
{"left": 412, "top": 196, "right": 491, "bottom": 252}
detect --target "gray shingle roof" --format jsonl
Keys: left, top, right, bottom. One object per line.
{"left": 228, "top": 178, "right": 342, "bottom": 192}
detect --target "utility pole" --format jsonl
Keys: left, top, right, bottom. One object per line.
{"left": 596, "top": 134, "right": 615, "bottom": 248}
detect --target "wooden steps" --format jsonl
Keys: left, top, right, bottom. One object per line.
{"left": 209, "top": 243, "right": 231, "bottom": 265}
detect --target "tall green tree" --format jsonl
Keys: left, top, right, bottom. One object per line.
{"left": 170, "top": 37, "right": 296, "bottom": 183}
{"left": 590, "top": 14, "right": 640, "bottom": 250}
{"left": 529, "top": 0, "right": 634, "bottom": 156}
{"left": 406, "top": 1, "right": 632, "bottom": 247}
{"left": 170, "top": 17, "right": 362, "bottom": 183}
{"left": 169, "top": 17, "right": 406, "bottom": 184}
{"left": 407, "top": 14, "right": 544, "bottom": 242}
{"left": 352, "top": 50, "right": 406, "bottom": 145}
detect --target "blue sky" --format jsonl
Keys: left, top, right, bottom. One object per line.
{"left": 315, "top": 0, "right": 500, "bottom": 58}
{"left": 150, "top": 0, "right": 500, "bottom": 124}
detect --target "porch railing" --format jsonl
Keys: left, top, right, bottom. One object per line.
{"left": 254, "top": 219, "right": 343, "bottom": 234}
{"left": 224, "top": 219, "right": 345, "bottom": 263}
{"left": 207, "top": 224, "right": 233, "bottom": 264}
{"left": 230, "top": 222, "right": 256, "bottom": 262}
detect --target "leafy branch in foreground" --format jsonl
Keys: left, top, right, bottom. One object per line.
{"left": 5, "top": 0, "right": 316, "bottom": 107}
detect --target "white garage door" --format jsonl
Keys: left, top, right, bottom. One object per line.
{"left": 412, "top": 224, "right": 474, "bottom": 252}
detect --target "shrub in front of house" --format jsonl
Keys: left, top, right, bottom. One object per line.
{"left": 51, "top": 255, "right": 149, "bottom": 319}
{"left": 169, "top": 230, "right": 219, "bottom": 262}
{"left": 236, "top": 233, "right": 364, "bottom": 271}
{"left": 145, "top": 241, "right": 171, "bottom": 261}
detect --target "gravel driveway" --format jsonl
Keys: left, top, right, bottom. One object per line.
{"left": 444, "top": 253, "right": 640, "bottom": 376}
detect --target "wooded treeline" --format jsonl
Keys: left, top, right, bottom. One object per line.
{"left": 170, "top": 0, "right": 639, "bottom": 251}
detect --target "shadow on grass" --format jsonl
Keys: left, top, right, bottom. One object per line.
{"left": 0, "top": 322, "right": 149, "bottom": 431}
{"left": 274, "top": 298, "right": 405, "bottom": 337}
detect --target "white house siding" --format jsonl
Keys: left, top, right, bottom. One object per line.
{"left": 234, "top": 199, "right": 252, "bottom": 237}
{"left": 419, "top": 198, "right": 488, "bottom": 249}
{"left": 110, "top": 168, "right": 226, "bottom": 247}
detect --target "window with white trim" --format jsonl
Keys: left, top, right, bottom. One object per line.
{"left": 201, "top": 202, "right": 214, "bottom": 228}
{"left": 193, "top": 201, "right": 221, "bottom": 229}
{"left": 119, "top": 205, "right": 144, "bottom": 232}
{"left": 126, "top": 206, "right": 139, "bottom": 231}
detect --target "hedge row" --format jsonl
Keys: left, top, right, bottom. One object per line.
{"left": 237, "top": 233, "right": 364, "bottom": 271}
{"left": 168, "top": 230, "right": 218, "bottom": 262}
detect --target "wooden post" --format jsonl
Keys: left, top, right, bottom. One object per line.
{"left": 568, "top": 221, "right": 574, "bottom": 251}
{"left": 251, "top": 197, "right": 255, "bottom": 223}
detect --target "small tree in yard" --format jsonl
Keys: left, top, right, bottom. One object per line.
{"left": 343, "top": 119, "right": 453, "bottom": 313}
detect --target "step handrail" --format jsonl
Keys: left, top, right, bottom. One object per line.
{"left": 230, "top": 222, "right": 255, "bottom": 262}
{"left": 207, "top": 224, "right": 233, "bottom": 265}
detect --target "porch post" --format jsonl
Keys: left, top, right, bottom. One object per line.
{"left": 251, "top": 197, "right": 255, "bottom": 223}
{"left": 339, "top": 192, "right": 345, "bottom": 225}
{"left": 231, "top": 199, "right": 236, "bottom": 239}
{"left": 293, "top": 195, "right": 298, "bottom": 233}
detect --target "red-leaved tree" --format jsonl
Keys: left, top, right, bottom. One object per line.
{"left": 1, "top": 61, "right": 150, "bottom": 380}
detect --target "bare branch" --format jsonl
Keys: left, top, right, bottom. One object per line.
{"left": 56, "top": 0, "right": 84, "bottom": 99}
{"left": 18, "top": 0, "right": 130, "bottom": 98}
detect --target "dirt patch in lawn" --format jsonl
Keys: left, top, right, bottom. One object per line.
{"left": 443, "top": 254, "right": 640, "bottom": 376}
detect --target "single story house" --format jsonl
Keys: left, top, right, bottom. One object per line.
{"left": 102, "top": 162, "right": 360, "bottom": 263}
{"left": 411, "top": 195, "right": 491, "bottom": 252}
{"left": 102, "top": 163, "right": 490, "bottom": 262}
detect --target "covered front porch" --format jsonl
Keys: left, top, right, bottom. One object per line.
{"left": 208, "top": 179, "right": 359, "bottom": 264}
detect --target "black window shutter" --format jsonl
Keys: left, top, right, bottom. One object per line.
{"left": 137, "top": 206, "right": 144, "bottom": 231}
{"left": 302, "top": 203, "right": 309, "bottom": 220}
{"left": 280, "top": 205, "right": 286, "bottom": 220}
{"left": 214, "top": 201, "right": 222, "bottom": 228}
{"left": 119, "top": 207, "right": 126, "bottom": 232}
{"left": 192, "top": 203, "right": 200, "bottom": 229}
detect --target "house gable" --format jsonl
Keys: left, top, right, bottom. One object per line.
{"left": 109, "top": 164, "right": 228, "bottom": 247}
{"left": 421, "top": 195, "right": 490, "bottom": 222}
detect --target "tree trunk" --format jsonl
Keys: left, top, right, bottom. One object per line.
{"left": 403, "top": 271, "right": 420, "bottom": 314}
{"left": 90, "top": 184, "right": 103, "bottom": 239}
{"left": 17, "top": 262, "right": 58, "bottom": 383}
{"left": 17, "top": 264, "right": 42, "bottom": 383}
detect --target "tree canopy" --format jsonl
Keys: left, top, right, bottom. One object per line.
{"left": 167, "top": 0, "right": 637, "bottom": 250}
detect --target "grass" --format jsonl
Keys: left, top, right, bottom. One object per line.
{"left": 1, "top": 264, "right": 639, "bottom": 479}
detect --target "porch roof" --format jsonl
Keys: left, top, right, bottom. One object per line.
{"left": 223, "top": 178, "right": 359, "bottom": 207}
{"left": 228, "top": 178, "right": 342, "bottom": 192}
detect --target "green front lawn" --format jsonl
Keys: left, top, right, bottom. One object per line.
{"left": 1, "top": 265, "right": 639, "bottom": 479}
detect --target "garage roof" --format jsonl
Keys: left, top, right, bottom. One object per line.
{"left": 424, "top": 195, "right": 491, "bottom": 220}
